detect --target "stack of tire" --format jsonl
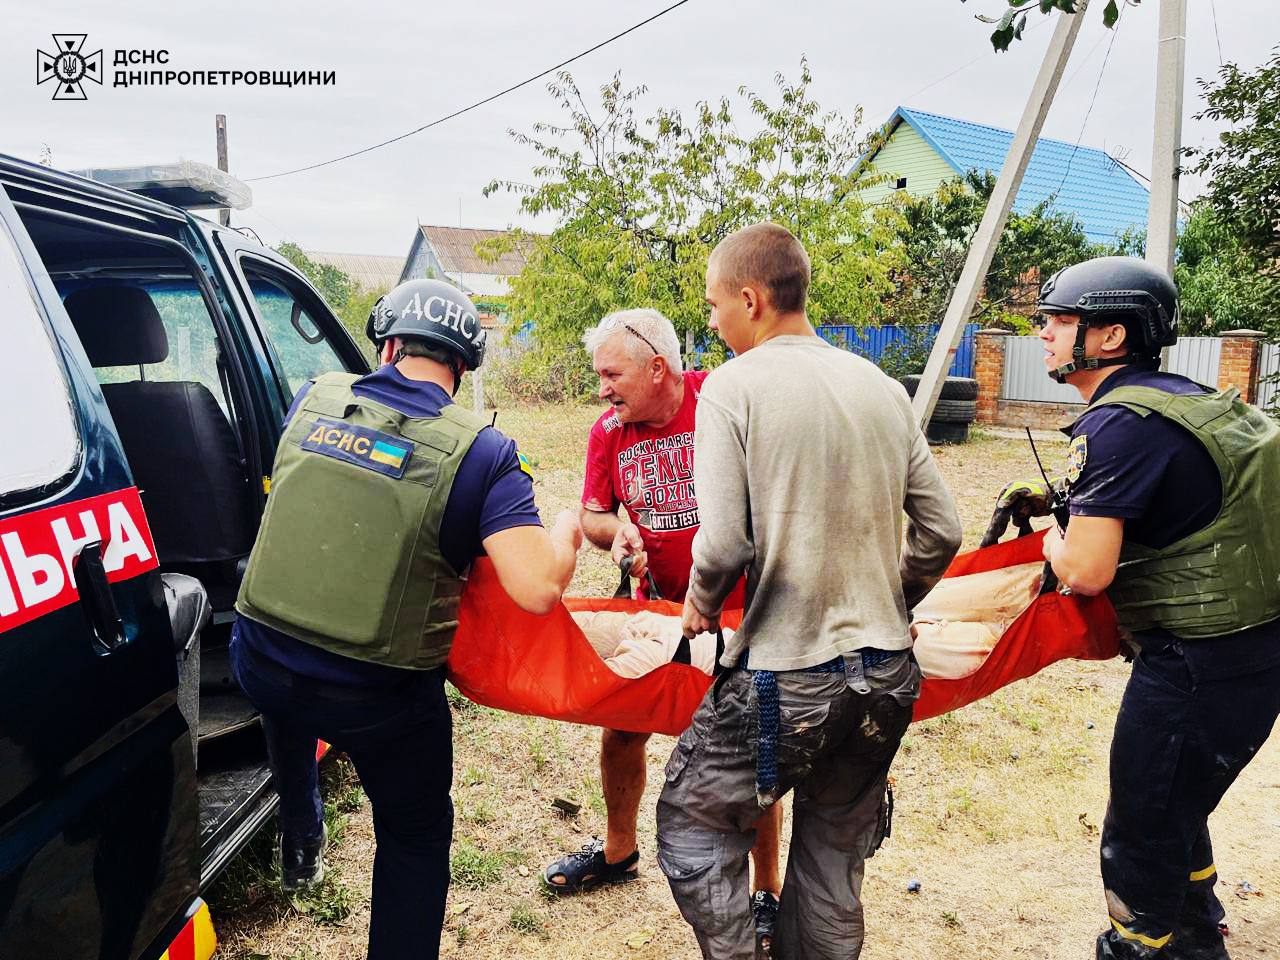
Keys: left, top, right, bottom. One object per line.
{"left": 900, "top": 374, "right": 979, "bottom": 445}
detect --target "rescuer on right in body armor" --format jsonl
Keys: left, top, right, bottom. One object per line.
{"left": 1024, "top": 256, "right": 1280, "bottom": 960}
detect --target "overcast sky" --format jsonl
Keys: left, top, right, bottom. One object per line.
{"left": 6, "top": 1, "right": 1275, "bottom": 258}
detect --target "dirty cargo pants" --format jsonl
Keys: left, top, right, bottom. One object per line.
{"left": 657, "top": 651, "right": 919, "bottom": 960}
{"left": 1100, "top": 628, "right": 1280, "bottom": 956}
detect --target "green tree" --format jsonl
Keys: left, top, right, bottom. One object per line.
{"left": 482, "top": 63, "right": 904, "bottom": 380}
{"left": 1184, "top": 47, "right": 1280, "bottom": 271}
{"left": 880, "top": 170, "right": 1104, "bottom": 357}
{"left": 1183, "top": 46, "right": 1280, "bottom": 416}
{"left": 1173, "top": 204, "right": 1275, "bottom": 336}
{"left": 276, "top": 242, "right": 357, "bottom": 315}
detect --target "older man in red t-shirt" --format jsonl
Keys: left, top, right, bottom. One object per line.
{"left": 543, "top": 308, "right": 783, "bottom": 950}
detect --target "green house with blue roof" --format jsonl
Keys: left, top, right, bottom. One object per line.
{"left": 856, "top": 107, "right": 1150, "bottom": 247}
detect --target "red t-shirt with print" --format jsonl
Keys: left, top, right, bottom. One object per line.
{"left": 583, "top": 371, "right": 715, "bottom": 602}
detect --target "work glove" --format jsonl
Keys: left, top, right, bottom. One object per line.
{"left": 980, "top": 477, "right": 1066, "bottom": 548}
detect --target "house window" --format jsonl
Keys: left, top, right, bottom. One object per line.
{"left": 896, "top": 177, "right": 908, "bottom": 190}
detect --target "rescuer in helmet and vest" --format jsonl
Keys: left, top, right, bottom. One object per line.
{"left": 1018, "top": 256, "right": 1280, "bottom": 959}
{"left": 230, "top": 279, "right": 582, "bottom": 960}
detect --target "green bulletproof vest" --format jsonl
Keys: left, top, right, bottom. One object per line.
{"left": 1070, "top": 384, "right": 1280, "bottom": 639}
{"left": 236, "top": 372, "right": 486, "bottom": 670}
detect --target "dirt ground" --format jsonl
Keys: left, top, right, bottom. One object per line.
{"left": 212, "top": 404, "right": 1280, "bottom": 960}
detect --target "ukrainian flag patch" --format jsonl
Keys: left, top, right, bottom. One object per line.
{"left": 517, "top": 450, "right": 534, "bottom": 479}
{"left": 300, "top": 418, "right": 413, "bottom": 478}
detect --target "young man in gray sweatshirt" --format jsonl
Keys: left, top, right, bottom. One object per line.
{"left": 658, "top": 222, "right": 962, "bottom": 960}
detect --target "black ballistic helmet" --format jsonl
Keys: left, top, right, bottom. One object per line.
{"left": 366, "top": 279, "right": 487, "bottom": 371}
{"left": 1038, "top": 256, "right": 1179, "bottom": 382}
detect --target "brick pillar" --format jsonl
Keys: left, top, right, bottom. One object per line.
{"left": 974, "top": 329, "right": 1009, "bottom": 423}
{"left": 1216, "top": 329, "right": 1265, "bottom": 403}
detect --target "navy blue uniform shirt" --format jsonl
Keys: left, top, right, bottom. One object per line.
{"left": 1068, "top": 364, "right": 1280, "bottom": 661}
{"left": 237, "top": 364, "right": 541, "bottom": 684}
{"left": 1067, "top": 364, "right": 1220, "bottom": 549}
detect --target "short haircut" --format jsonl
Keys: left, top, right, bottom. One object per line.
{"left": 582, "top": 308, "right": 683, "bottom": 372}
{"left": 709, "top": 222, "right": 811, "bottom": 313}
{"left": 396, "top": 336, "right": 457, "bottom": 366}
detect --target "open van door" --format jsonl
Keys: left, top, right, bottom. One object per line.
{"left": 198, "top": 223, "right": 371, "bottom": 428}
{"left": 0, "top": 183, "right": 200, "bottom": 958}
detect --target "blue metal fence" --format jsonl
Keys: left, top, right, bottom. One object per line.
{"left": 816, "top": 323, "right": 978, "bottom": 377}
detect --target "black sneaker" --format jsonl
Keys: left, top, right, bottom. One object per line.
{"left": 752, "top": 890, "right": 779, "bottom": 957}
{"left": 279, "top": 823, "right": 327, "bottom": 893}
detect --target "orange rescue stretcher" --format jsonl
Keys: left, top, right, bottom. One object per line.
{"left": 446, "top": 530, "right": 1121, "bottom": 735}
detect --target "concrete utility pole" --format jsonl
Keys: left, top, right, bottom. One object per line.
{"left": 912, "top": 1, "right": 1089, "bottom": 428}
{"left": 215, "top": 114, "right": 230, "bottom": 227}
{"left": 1145, "top": 0, "right": 1187, "bottom": 275}
{"left": 1147, "top": 0, "right": 1186, "bottom": 372}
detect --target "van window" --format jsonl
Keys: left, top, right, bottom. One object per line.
{"left": 0, "top": 223, "right": 79, "bottom": 496}
{"left": 87, "top": 279, "right": 239, "bottom": 421}
{"left": 241, "top": 266, "right": 345, "bottom": 404}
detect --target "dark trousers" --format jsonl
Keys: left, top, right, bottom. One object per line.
{"left": 229, "top": 632, "right": 454, "bottom": 960}
{"left": 1102, "top": 634, "right": 1280, "bottom": 952}
{"left": 656, "top": 653, "right": 919, "bottom": 960}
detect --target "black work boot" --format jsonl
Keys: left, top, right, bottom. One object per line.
{"left": 1096, "top": 929, "right": 1160, "bottom": 960}
{"left": 278, "top": 823, "right": 327, "bottom": 893}
{"left": 1165, "top": 924, "right": 1231, "bottom": 960}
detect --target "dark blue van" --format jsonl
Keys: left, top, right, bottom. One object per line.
{"left": 0, "top": 154, "right": 369, "bottom": 959}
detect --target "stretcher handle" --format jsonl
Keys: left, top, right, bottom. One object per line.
{"left": 614, "top": 555, "right": 662, "bottom": 601}
{"left": 671, "top": 627, "right": 727, "bottom": 675}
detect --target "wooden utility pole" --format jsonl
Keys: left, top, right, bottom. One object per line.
{"left": 912, "top": 1, "right": 1089, "bottom": 428}
{"left": 215, "top": 114, "right": 230, "bottom": 226}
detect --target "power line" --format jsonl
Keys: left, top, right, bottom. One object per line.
{"left": 1208, "top": 0, "right": 1224, "bottom": 67}
{"left": 1109, "top": 155, "right": 1193, "bottom": 212}
{"left": 246, "top": 0, "right": 693, "bottom": 183}
{"left": 887, "top": 13, "right": 1053, "bottom": 114}
{"left": 1053, "top": 12, "right": 1125, "bottom": 197}
{"left": 1063, "top": 28, "right": 1112, "bottom": 86}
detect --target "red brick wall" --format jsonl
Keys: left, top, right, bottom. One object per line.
{"left": 989, "top": 399, "right": 1085, "bottom": 432}
{"left": 1216, "top": 330, "right": 1265, "bottom": 403}
{"left": 974, "top": 330, "right": 1007, "bottom": 424}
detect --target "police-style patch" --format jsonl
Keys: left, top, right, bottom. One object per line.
{"left": 300, "top": 418, "right": 413, "bottom": 478}
{"left": 517, "top": 450, "right": 534, "bottom": 479}
{"left": 1066, "top": 434, "right": 1088, "bottom": 484}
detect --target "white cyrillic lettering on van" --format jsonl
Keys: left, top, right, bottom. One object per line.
{"left": 104, "top": 501, "right": 153, "bottom": 571}
{"left": 0, "top": 556, "right": 17, "bottom": 616}
{"left": 1, "top": 532, "right": 65, "bottom": 607}
{"left": 51, "top": 511, "right": 102, "bottom": 582}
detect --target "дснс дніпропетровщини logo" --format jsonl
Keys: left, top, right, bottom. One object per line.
{"left": 36, "top": 34, "right": 103, "bottom": 100}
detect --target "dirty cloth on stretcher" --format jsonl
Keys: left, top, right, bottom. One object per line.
{"left": 574, "top": 559, "right": 1043, "bottom": 682}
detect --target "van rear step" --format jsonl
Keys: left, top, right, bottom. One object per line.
{"left": 198, "top": 692, "right": 258, "bottom": 742}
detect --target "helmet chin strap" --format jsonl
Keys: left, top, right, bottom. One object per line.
{"left": 447, "top": 358, "right": 465, "bottom": 397}
{"left": 1049, "top": 320, "right": 1132, "bottom": 384}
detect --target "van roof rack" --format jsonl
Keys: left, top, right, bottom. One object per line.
{"left": 72, "top": 160, "right": 252, "bottom": 211}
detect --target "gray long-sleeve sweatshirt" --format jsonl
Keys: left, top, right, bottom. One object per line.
{"left": 687, "top": 334, "right": 963, "bottom": 671}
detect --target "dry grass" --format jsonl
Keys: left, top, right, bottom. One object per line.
{"left": 213, "top": 405, "right": 1280, "bottom": 959}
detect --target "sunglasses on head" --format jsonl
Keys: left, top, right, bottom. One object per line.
{"left": 601, "top": 315, "right": 659, "bottom": 356}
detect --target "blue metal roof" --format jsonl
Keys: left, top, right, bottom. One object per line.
{"left": 888, "top": 106, "right": 1150, "bottom": 247}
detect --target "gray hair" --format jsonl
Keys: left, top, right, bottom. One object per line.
{"left": 582, "top": 308, "right": 683, "bottom": 372}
